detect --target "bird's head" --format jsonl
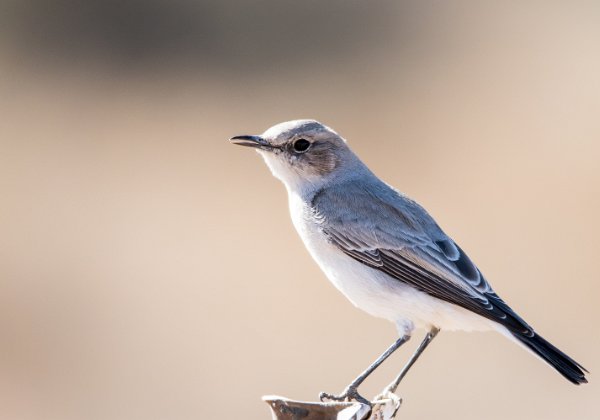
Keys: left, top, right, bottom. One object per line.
{"left": 230, "top": 120, "right": 365, "bottom": 194}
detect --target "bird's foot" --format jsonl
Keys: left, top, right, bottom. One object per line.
{"left": 319, "top": 386, "right": 372, "bottom": 407}
{"left": 373, "top": 387, "right": 397, "bottom": 403}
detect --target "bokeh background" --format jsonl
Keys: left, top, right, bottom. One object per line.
{"left": 1, "top": 1, "right": 599, "bottom": 419}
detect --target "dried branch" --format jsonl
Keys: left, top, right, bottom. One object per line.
{"left": 263, "top": 392, "right": 402, "bottom": 420}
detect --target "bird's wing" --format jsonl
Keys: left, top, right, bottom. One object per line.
{"left": 311, "top": 181, "right": 533, "bottom": 335}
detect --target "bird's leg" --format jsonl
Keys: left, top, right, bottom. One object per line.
{"left": 319, "top": 335, "right": 411, "bottom": 406}
{"left": 381, "top": 326, "right": 440, "bottom": 395}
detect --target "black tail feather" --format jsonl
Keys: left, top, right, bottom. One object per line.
{"left": 514, "top": 332, "right": 588, "bottom": 385}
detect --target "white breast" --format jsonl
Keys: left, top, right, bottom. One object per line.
{"left": 287, "top": 192, "right": 495, "bottom": 335}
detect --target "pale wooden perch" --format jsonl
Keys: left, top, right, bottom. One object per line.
{"left": 263, "top": 392, "right": 402, "bottom": 420}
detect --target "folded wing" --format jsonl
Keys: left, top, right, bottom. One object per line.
{"left": 311, "top": 181, "right": 533, "bottom": 335}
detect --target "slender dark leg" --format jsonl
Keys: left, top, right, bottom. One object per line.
{"left": 319, "top": 335, "right": 411, "bottom": 406}
{"left": 383, "top": 327, "right": 440, "bottom": 394}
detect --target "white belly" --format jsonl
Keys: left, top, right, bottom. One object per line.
{"left": 289, "top": 195, "right": 495, "bottom": 335}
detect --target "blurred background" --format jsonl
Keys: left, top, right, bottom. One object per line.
{"left": 1, "top": 1, "right": 599, "bottom": 419}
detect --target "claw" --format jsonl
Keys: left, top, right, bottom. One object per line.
{"left": 373, "top": 388, "right": 398, "bottom": 404}
{"left": 375, "top": 387, "right": 393, "bottom": 400}
{"left": 319, "top": 391, "right": 344, "bottom": 402}
{"left": 319, "top": 387, "right": 372, "bottom": 407}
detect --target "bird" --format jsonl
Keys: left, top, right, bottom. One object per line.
{"left": 229, "top": 119, "right": 587, "bottom": 405}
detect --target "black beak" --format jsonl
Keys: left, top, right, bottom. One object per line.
{"left": 229, "top": 135, "right": 273, "bottom": 150}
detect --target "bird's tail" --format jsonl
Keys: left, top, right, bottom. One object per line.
{"left": 513, "top": 332, "right": 588, "bottom": 384}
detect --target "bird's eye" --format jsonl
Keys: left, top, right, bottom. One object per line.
{"left": 292, "top": 139, "right": 311, "bottom": 153}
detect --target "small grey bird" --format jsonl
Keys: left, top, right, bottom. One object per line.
{"left": 230, "top": 120, "right": 587, "bottom": 405}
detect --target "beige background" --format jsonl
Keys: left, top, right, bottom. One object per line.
{"left": 1, "top": 1, "right": 599, "bottom": 419}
